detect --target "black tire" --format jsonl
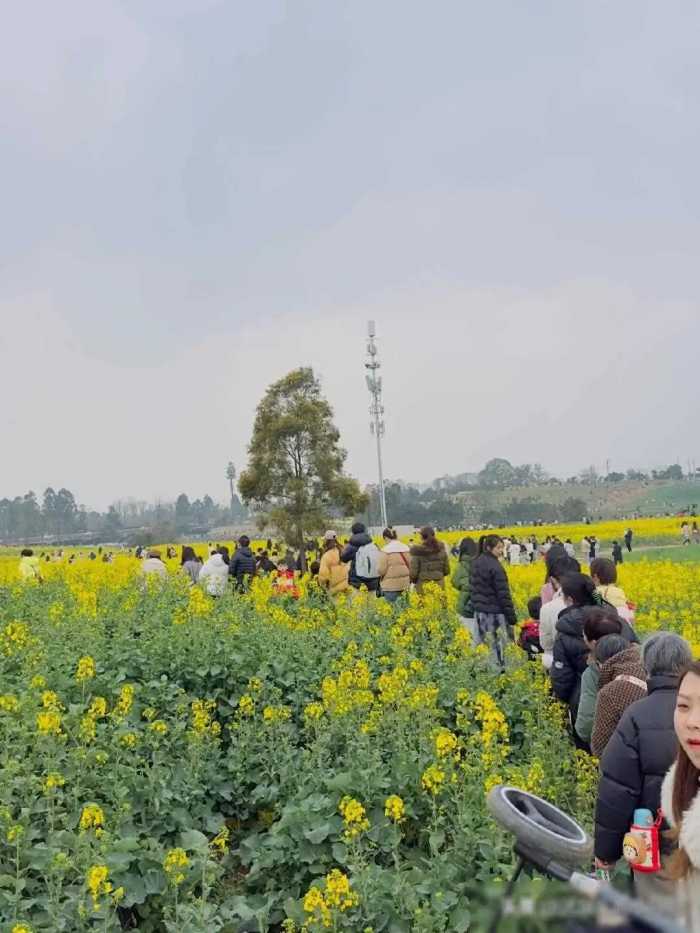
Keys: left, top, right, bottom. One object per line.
{"left": 486, "top": 785, "right": 593, "bottom": 866}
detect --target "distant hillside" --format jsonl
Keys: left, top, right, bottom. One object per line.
{"left": 455, "top": 479, "right": 700, "bottom": 523}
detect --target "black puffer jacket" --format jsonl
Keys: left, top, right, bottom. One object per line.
{"left": 551, "top": 606, "right": 589, "bottom": 712}
{"left": 552, "top": 608, "right": 639, "bottom": 711}
{"left": 469, "top": 552, "right": 516, "bottom": 625}
{"left": 341, "top": 533, "right": 380, "bottom": 592}
{"left": 594, "top": 675, "right": 679, "bottom": 862}
{"left": 229, "top": 547, "right": 257, "bottom": 589}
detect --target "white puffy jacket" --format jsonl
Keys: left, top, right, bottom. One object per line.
{"left": 198, "top": 553, "right": 229, "bottom": 596}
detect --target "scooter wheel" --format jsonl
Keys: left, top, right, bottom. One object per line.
{"left": 486, "top": 785, "right": 593, "bottom": 866}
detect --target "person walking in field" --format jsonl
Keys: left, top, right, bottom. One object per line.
{"left": 18, "top": 548, "right": 42, "bottom": 582}
{"left": 318, "top": 531, "right": 350, "bottom": 597}
{"left": 508, "top": 538, "right": 521, "bottom": 566}
{"left": 682, "top": 522, "right": 691, "bottom": 545}
{"left": 199, "top": 549, "right": 229, "bottom": 596}
{"left": 379, "top": 528, "right": 410, "bottom": 604}
{"left": 693, "top": 521, "right": 700, "bottom": 545}
{"left": 229, "top": 536, "right": 257, "bottom": 591}
{"left": 256, "top": 551, "right": 277, "bottom": 574}
{"left": 624, "top": 527, "right": 633, "bottom": 552}
{"left": 470, "top": 534, "right": 517, "bottom": 671}
{"left": 452, "top": 537, "right": 477, "bottom": 634}
{"left": 141, "top": 549, "right": 167, "bottom": 579}
{"left": 180, "top": 545, "right": 200, "bottom": 584}
{"left": 409, "top": 526, "right": 450, "bottom": 595}
{"left": 611, "top": 540, "right": 624, "bottom": 565}
{"left": 341, "top": 522, "right": 382, "bottom": 594}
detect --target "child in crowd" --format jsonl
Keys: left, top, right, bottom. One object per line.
{"left": 272, "top": 562, "right": 300, "bottom": 599}
{"left": 590, "top": 557, "right": 635, "bottom": 625}
{"left": 518, "top": 596, "right": 543, "bottom": 660}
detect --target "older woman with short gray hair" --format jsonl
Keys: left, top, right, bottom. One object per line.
{"left": 595, "top": 631, "right": 693, "bottom": 912}
{"left": 642, "top": 631, "right": 693, "bottom": 678}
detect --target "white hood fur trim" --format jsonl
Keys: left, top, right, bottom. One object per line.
{"left": 383, "top": 540, "right": 410, "bottom": 554}
{"left": 661, "top": 762, "right": 700, "bottom": 869}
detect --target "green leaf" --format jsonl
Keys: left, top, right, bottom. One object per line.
{"left": 303, "top": 824, "right": 330, "bottom": 844}
{"left": 331, "top": 842, "right": 348, "bottom": 864}
{"left": 180, "top": 828, "right": 209, "bottom": 851}
{"left": 450, "top": 905, "right": 472, "bottom": 931}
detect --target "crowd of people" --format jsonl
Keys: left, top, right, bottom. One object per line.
{"left": 13, "top": 526, "right": 700, "bottom": 927}
{"left": 450, "top": 534, "right": 699, "bottom": 928}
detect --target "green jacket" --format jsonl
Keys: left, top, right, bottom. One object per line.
{"left": 575, "top": 664, "right": 600, "bottom": 745}
{"left": 451, "top": 556, "right": 473, "bottom": 617}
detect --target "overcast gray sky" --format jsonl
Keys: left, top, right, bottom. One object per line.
{"left": 1, "top": 1, "right": 699, "bottom": 510}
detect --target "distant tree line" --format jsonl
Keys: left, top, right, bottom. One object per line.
{"left": 0, "top": 487, "right": 244, "bottom": 543}
{"left": 361, "top": 459, "right": 692, "bottom": 528}
{"left": 433, "top": 458, "right": 688, "bottom": 493}
{"left": 363, "top": 483, "right": 464, "bottom": 528}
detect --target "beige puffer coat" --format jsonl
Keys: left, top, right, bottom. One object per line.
{"left": 380, "top": 541, "right": 411, "bottom": 593}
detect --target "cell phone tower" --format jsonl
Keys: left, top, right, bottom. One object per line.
{"left": 365, "top": 321, "right": 388, "bottom": 528}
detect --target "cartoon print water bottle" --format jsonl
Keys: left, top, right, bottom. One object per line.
{"left": 622, "top": 809, "right": 662, "bottom": 873}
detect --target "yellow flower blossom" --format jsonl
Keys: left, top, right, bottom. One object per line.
{"left": 36, "top": 710, "right": 62, "bottom": 736}
{"left": 238, "top": 694, "right": 255, "bottom": 717}
{"left": 86, "top": 864, "right": 112, "bottom": 911}
{"left": 384, "top": 795, "right": 405, "bottom": 822}
{"left": 262, "top": 704, "right": 292, "bottom": 725}
{"left": 304, "top": 701, "right": 324, "bottom": 721}
{"left": 43, "top": 772, "right": 65, "bottom": 793}
{"left": 79, "top": 804, "right": 105, "bottom": 835}
{"left": 163, "top": 847, "right": 189, "bottom": 885}
{"left": 75, "top": 655, "right": 96, "bottom": 682}
{"left": 211, "top": 826, "right": 229, "bottom": 854}
{"left": 0, "top": 694, "right": 19, "bottom": 713}
{"left": 339, "top": 796, "right": 370, "bottom": 840}
{"left": 421, "top": 764, "right": 445, "bottom": 795}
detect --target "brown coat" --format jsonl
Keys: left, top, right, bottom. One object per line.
{"left": 318, "top": 546, "right": 350, "bottom": 596}
{"left": 591, "top": 646, "right": 647, "bottom": 757}
{"left": 380, "top": 541, "right": 411, "bottom": 592}
{"left": 409, "top": 541, "right": 450, "bottom": 595}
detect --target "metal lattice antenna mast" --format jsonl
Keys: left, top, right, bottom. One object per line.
{"left": 365, "top": 321, "right": 388, "bottom": 528}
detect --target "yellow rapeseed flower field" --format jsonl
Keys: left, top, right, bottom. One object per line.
{"left": 0, "top": 520, "right": 698, "bottom": 930}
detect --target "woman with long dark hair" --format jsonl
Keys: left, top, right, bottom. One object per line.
{"left": 181, "top": 545, "right": 200, "bottom": 584}
{"left": 661, "top": 660, "right": 700, "bottom": 930}
{"left": 470, "top": 534, "right": 517, "bottom": 670}
{"left": 409, "top": 526, "right": 449, "bottom": 595}
{"left": 550, "top": 572, "right": 598, "bottom": 722}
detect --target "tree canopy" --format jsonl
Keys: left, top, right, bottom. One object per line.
{"left": 238, "top": 368, "right": 367, "bottom": 546}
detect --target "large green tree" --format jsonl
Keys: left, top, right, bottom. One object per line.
{"left": 239, "top": 368, "right": 367, "bottom": 549}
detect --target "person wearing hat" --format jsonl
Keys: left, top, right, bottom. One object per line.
{"left": 318, "top": 530, "right": 350, "bottom": 597}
